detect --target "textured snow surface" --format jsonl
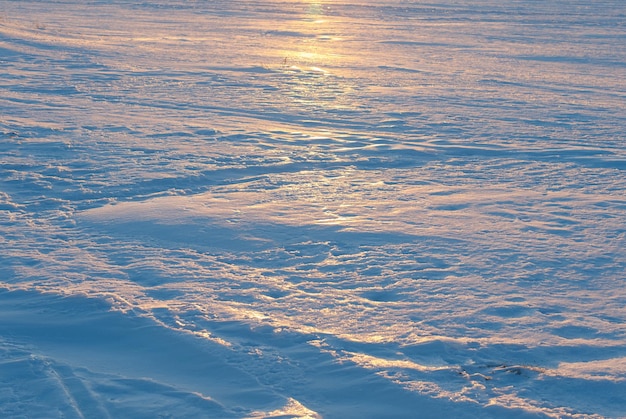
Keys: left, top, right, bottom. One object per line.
{"left": 1, "top": 1, "right": 625, "bottom": 417}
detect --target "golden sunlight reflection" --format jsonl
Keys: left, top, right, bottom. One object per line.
{"left": 271, "top": 1, "right": 348, "bottom": 74}
{"left": 254, "top": 1, "right": 362, "bottom": 117}
{"left": 305, "top": 1, "right": 327, "bottom": 23}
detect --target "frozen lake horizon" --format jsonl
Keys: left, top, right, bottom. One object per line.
{"left": 1, "top": 1, "right": 625, "bottom": 417}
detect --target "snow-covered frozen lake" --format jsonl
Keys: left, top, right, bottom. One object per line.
{"left": 1, "top": 1, "right": 625, "bottom": 417}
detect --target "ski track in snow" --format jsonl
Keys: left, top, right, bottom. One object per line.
{"left": 1, "top": 1, "right": 626, "bottom": 418}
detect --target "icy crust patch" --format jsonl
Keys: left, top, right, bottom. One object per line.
{"left": 551, "top": 358, "right": 626, "bottom": 383}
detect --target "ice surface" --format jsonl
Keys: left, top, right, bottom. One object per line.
{"left": 1, "top": 1, "right": 625, "bottom": 417}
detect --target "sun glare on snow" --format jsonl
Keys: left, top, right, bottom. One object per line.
{"left": 274, "top": 1, "right": 345, "bottom": 71}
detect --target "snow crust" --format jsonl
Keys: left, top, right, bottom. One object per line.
{"left": 1, "top": 1, "right": 625, "bottom": 417}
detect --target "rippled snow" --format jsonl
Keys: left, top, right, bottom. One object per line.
{"left": 1, "top": 1, "right": 625, "bottom": 417}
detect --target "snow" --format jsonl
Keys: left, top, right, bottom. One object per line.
{"left": 1, "top": 0, "right": 625, "bottom": 417}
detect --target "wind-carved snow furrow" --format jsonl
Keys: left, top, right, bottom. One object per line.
{"left": 0, "top": 344, "right": 110, "bottom": 419}
{"left": 39, "top": 361, "right": 111, "bottom": 419}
